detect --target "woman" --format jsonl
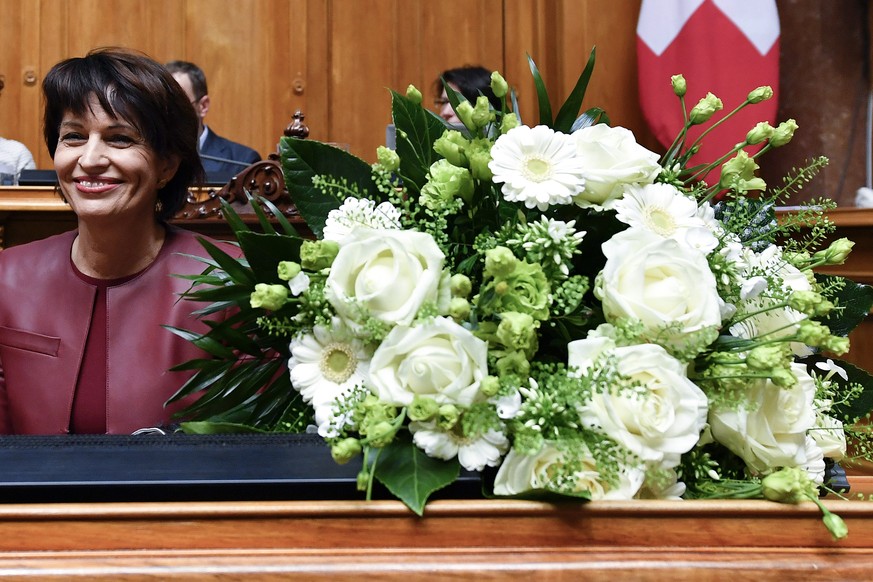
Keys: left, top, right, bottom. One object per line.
{"left": 433, "top": 65, "right": 501, "bottom": 124}
{"left": 0, "top": 48, "right": 234, "bottom": 434}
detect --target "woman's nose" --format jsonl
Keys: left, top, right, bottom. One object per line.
{"left": 440, "top": 102, "right": 455, "bottom": 121}
{"left": 77, "top": 137, "right": 109, "bottom": 169}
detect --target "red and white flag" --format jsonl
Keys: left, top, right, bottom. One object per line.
{"left": 637, "top": 0, "right": 780, "bottom": 179}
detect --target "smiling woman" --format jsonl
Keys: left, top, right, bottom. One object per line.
{"left": 0, "top": 48, "right": 238, "bottom": 435}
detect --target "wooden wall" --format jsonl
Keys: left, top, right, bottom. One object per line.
{"left": 0, "top": 0, "right": 869, "bottom": 206}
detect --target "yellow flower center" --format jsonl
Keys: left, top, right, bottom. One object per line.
{"left": 644, "top": 206, "right": 676, "bottom": 236}
{"left": 320, "top": 342, "right": 357, "bottom": 384}
{"left": 522, "top": 156, "right": 552, "bottom": 182}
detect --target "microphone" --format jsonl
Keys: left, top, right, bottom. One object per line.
{"left": 199, "top": 153, "right": 253, "bottom": 169}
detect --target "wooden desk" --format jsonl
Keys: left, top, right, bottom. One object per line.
{"left": 0, "top": 485, "right": 871, "bottom": 580}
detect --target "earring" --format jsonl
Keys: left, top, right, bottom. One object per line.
{"left": 157, "top": 178, "right": 168, "bottom": 188}
{"left": 155, "top": 200, "right": 164, "bottom": 213}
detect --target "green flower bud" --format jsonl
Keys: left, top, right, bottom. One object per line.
{"left": 747, "top": 86, "right": 774, "bottom": 104}
{"left": 250, "top": 283, "right": 288, "bottom": 311}
{"left": 770, "top": 366, "right": 798, "bottom": 388}
{"left": 356, "top": 469, "right": 369, "bottom": 491}
{"left": 745, "top": 121, "right": 774, "bottom": 145}
{"left": 376, "top": 145, "right": 400, "bottom": 172}
{"left": 330, "top": 437, "right": 362, "bottom": 464}
{"left": 719, "top": 151, "right": 766, "bottom": 193}
{"left": 471, "top": 95, "right": 495, "bottom": 129}
{"left": 769, "top": 119, "right": 799, "bottom": 147}
{"left": 788, "top": 290, "right": 833, "bottom": 317}
{"left": 823, "top": 511, "right": 849, "bottom": 540}
{"left": 500, "top": 112, "right": 520, "bottom": 135}
{"left": 490, "top": 71, "right": 508, "bottom": 99}
{"left": 671, "top": 74, "right": 687, "bottom": 97}
{"left": 761, "top": 467, "right": 817, "bottom": 503}
{"left": 408, "top": 395, "right": 439, "bottom": 422}
{"left": 437, "top": 404, "right": 460, "bottom": 430}
{"left": 480, "top": 375, "right": 500, "bottom": 397}
{"left": 455, "top": 100, "right": 475, "bottom": 129}
{"left": 495, "top": 350, "right": 530, "bottom": 379}
{"left": 450, "top": 273, "right": 472, "bottom": 297}
{"left": 366, "top": 420, "right": 396, "bottom": 448}
{"left": 745, "top": 345, "right": 786, "bottom": 370}
{"left": 277, "top": 260, "right": 302, "bottom": 281}
{"left": 484, "top": 246, "right": 518, "bottom": 279}
{"left": 300, "top": 239, "right": 340, "bottom": 271}
{"left": 496, "top": 311, "right": 538, "bottom": 354}
{"left": 448, "top": 297, "right": 471, "bottom": 321}
{"left": 689, "top": 92, "right": 723, "bottom": 125}
{"left": 433, "top": 130, "right": 469, "bottom": 167}
{"left": 798, "top": 319, "right": 830, "bottom": 348}
{"left": 823, "top": 335, "right": 850, "bottom": 356}
{"left": 405, "top": 84, "right": 422, "bottom": 105}
{"left": 467, "top": 137, "right": 493, "bottom": 180}
{"left": 419, "top": 159, "right": 475, "bottom": 209}
{"left": 813, "top": 238, "right": 854, "bottom": 266}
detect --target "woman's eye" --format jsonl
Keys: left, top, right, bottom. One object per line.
{"left": 108, "top": 134, "right": 136, "bottom": 146}
{"left": 59, "top": 132, "right": 85, "bottom": 143}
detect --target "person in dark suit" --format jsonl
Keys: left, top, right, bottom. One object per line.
{"left": 165, "top": 60, "right": 261, "bottom": 177}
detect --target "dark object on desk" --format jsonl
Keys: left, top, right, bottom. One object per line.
{"left": 16, "top": 169, "right": 58, "bottom": 186}
{"left": 0, "top": 433, "right": 482, "bottom": 503}
{"left": 16, "top": 169, "right": 236, "bottom": 187}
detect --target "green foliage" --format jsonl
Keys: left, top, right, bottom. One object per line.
{"left": 391, "top": 90, "right": 449, "bottom": 192}
{"left": 372, "top": 435, "right": 461, "bottom": 515}
{"left": 278, "top": 138, "right": 379, "bottom": 237}
{"left": 816, "top": 275, "right": 873, "bottom": 337}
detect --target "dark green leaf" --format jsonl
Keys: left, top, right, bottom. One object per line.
{"left": 197, "top": 237, "right": 256, "bottom": 287}
{"left": 238, "top": 231, "right": 304, "bottom": 284}
{"left": 166, "top": 360, "right": 236, "bottom": 402}
{"left": 278, "top": 137, "right": 378, "bottom": 238}
{"left": 258, "top": 195, "right": 299, "bottom": 236}
{"left": 554, "top": 46, "right": 597, "bottom": 133}
{"left": 392, "top": 90, "right": 450, "bottom": 191}
{"left": 179, "top": 421, "right": 267, "bottom": 434}
{"left": 245, "top": 192, "right": 279, "bottom": 234}
{"left": 570, "top": 107, "right": 611, "bottom": 133}
{"left": 527, "top": 54, "right": 553, "bottom": 127}
{"left": 804, "top": 356, "right": 873, "bottom": 423}
{"left": 217, "top": 198, "right": 252, "bottom": 236}
{"left": 373, "top": 436, "right": 460, "bottom": 515}
{"left": 816, "top": 275, "right": 873, "bottom": 336}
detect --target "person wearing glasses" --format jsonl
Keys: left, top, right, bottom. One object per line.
{"left": 433, "top": 65, "right": 502, "bottom": 124}
{"left": 165, "top": 60, "right": 261, "bottom": 177}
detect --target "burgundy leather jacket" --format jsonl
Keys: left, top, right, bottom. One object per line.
{"left": 0, "top": 227, "right": 231, "bottom": 434}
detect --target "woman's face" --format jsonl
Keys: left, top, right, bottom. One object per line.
{"left": 437, "top": 83, "right": 461, "bottom": 124}
{"left": 53, "top": 93, "right": 178, "bottom": 224}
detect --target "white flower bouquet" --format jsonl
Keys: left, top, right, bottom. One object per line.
{"left": 170, "top": 49, "right": 873, "bottom": 537}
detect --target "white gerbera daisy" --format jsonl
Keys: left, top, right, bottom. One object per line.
{"left": 288, "top": 319, "right": 373, "bottom": 412}
{"left": 614, "top": 183, "right": 717, "bottom": 252}
{"left": 488, "top": 125, "right": 586, "bottom": 211}
{"left": 323, "top": 197, "right": 401, "bottom": 242}
{"left": 410, "top": 421, "right": 508, "bottom": 472}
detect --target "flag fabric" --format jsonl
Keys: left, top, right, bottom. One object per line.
{"left": 637, "top": 0, "right": 780, "bottom": 182}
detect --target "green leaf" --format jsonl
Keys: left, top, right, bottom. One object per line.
{"left": 817, "top": 275, "right": 873, "bottom": 336}
{"left": 373, "top": 436, "right": 460, "bottom": 515}
{"left": 217, "top": 198, "right": 252, "bottom": 237}
{"left": 278, "top": 137, "right": 378, "bottom": 238}
{"left": 570, "top": 107, "right": 611, "bottom": 133}
{"left": 391, "top": 90, "right": 449, "bottom": 191}
{"left": 805, "top": 356, "right": 873, "bottom": 423}
{"left": 197, "top": 237, "right": 256, "bottom": 287}
{"left": 553, "top": 46, "right": 596, "bottom": 133}
{"left": 527, "top": 54, "right": 553, "bottom": 127}
{"left": 238, "top": 231, "right": 304, "bottom": 284}
{"left": 178, "top": 421, "right": 267, "bottom": 434}
{"left": 258, "top": 195, "right": 300, "bottom": 236}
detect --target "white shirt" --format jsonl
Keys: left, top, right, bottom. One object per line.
{"left": 0, "top": 137, "right": 36, "bottom": 176}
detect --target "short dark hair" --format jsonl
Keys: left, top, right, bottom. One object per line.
{"left": 435, "top": 65, "right": 501, "bottom": 110}
{"left": 164, "top": 60, "right": 209, "bottom": 100}
{"left": 42, "top": 48, "right": 203, "bottom": 221}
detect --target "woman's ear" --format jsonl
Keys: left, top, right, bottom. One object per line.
{"left": 158, "top": 155, "right": 181, "bottom": 187}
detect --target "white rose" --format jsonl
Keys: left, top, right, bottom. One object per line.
{"left": 709, "top": 362, "right": 817, "bottom": 475}
{"left": 811, "top": 412, "right": 847, "bottom": 462}
{"left": 595, "top": 228, "right": 722, "bottom": 351}
{"left": 573, "top": 124, "right": 661, "bottom": 210}
{"left": 368, "top": 317, "right": 488, "bottom": 407}
{"left": 569, "top": 338, "right": 708, "bottom": 469}
{"left": 325, "top": 228, "right": 445, "bottom": 330}
{"left": 492, "top": 443, "right": 644, "bottom": 500}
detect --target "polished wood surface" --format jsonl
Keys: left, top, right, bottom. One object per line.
{"left": 0, "top": 483, "right": 871, "bottom": 580}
